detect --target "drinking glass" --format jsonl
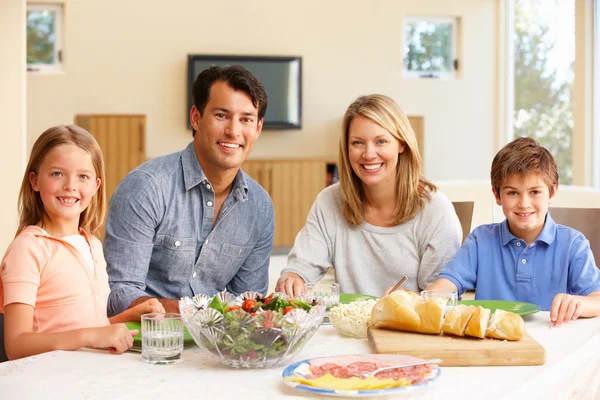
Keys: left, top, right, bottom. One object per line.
{"left": 420, "top": 290, "right": 458, "bottom": 315}
{"left": 141, "top": 313, "right": 184, "bottom": 364}
{"left": 303, "top": 282, "right": 341, "bottom": 324}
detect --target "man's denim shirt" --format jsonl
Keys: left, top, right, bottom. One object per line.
{"left": 104, "top": 142, "right": 274, "bottom": 316}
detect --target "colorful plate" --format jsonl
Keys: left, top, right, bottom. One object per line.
{"left": 458, "top": 300, "right": 541, "bottom": 316}
{"left": 124, "top": 322, "right": 195, "bottom": 348}
{"left": 282, "top": 354, "right": 441, "bottom": 398}
{"left": 340, "top": 293, "right": 378, "bottom": 304}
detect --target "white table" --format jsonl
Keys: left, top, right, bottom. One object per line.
{"left": 1, "top": 312, "right": 599, "bottom": 399}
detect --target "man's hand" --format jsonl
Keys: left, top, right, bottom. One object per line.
{"left": 275, "top": 272, "right": 306, "bottom": 297}
{"left": 550, "top": 293, "right": 583, "bottom": 327}
{"left": 129, "top": 298, "right": 165, "bottom": 320}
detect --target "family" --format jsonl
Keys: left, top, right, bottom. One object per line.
{"left": 2, "top": 65, "right": 600, "bottom": 360}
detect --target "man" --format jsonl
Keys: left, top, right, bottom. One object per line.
{"left": 105, "top": 65, "right": 274, "bottom": 315}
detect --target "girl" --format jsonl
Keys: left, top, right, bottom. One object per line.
{"left": 276, "top": 95, "right": 462, "bottom": 297}
{"left": 0, "top": 125, "right": 163, "bottom": 360}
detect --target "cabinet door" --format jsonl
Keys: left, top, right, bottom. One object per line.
{"left": 242, "top": 160, "right": 327, "bottom": 247}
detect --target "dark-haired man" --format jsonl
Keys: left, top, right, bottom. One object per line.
{"left": 105, "top": 66, "right": 274, "bottom": 315}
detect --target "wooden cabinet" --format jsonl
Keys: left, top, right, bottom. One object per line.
{"left": 242, "top": 159, "right": 335, "bottom": 247}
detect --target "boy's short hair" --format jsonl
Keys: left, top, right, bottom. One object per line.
{"left": 491, "top": 136, "right": 559, "bottom": 196}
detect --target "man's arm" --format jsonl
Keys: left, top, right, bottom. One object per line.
{"left": 226, "top": 202, "right": 275, "bottom": 295}
{"left": 104, "top": 170, "right": 163, "bottom": 316}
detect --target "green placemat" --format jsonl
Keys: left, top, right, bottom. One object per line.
{"left": 340, "top": 293, "right": 378, "bottom": 304}
{"left": 457, "top": 300, "right": 541, "bottom": 316}
{"left": 124, "top": 322, "right": 195, "bottom": 349}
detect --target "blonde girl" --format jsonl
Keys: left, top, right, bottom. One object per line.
{"left": 0, "top": 125, "right": 163, "bottom": 360}
{"left": 276, "top": 95, "right": 462, "bottom": 297}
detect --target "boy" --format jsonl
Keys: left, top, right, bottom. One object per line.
{"left": 426, "top": 137, "right": 600, "bottom": 326}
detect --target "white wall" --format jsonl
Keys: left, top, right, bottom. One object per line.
{"left": 26, "top": 0, "right": 497, "bottom": 182}
{"left": 0, "top": 0, "right": 27, "bottom": 258}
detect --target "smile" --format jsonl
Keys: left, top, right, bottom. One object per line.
{"left": 515, "top": 212, "right": 534, "bottom": 217}
{"left": 57, "top": 197, "right": 79, "bottom": 204}
{"left": 363, "top": 163, "right": 383, "bottom": 170}
{"left": 218, "top": 142, "right": 241, "bottom": 149}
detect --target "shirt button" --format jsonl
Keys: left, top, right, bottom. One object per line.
{"left": 522, "top": 259, "right": 527, "bottom": 264}
{"left": 175, "top": 240, "right": 181, "bottom": 247}
{"left": 94, "top": 294, "right": 99, "bottom": 299}
{"left": 98, "top": 313, "right": 102, "bottom": 318}
{"left": 204, "top": 239, "right": 208, "bottom": 246}
{"left": 516, "top": 242, "right": 521, "bottom": 247}
{"left": 193, "top": 272, "right": 197, "bottom": 278}
{"left": 207, "top": 201, "right": 213, "bottom": 207}
{"left": 206, "top": 184, "right": 211, "bottom": 190}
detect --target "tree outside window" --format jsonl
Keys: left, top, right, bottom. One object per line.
{"left": 26, "top": 4, "right": 62, "bottom": 71}
{"left": 404, "top": 17, "right": 457, "bottom": 79}
{"left": 513, "top": 0, "right": 574, "bottom": 184}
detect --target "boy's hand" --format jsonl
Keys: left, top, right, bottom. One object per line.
{"left": 130, "top": 298, "right": 165, "bottom": 320}
{"left": 87, "top": 324, "right": 137, "bottom": 353}
{"left": 550, "top": 293, "right": 583, "bottom": 327}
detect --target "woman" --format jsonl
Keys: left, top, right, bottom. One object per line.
{"left": 275, "top": 94, "right": 461, "bottom": 297}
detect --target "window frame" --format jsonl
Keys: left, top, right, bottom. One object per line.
{"left": 403, "top": 16, "right": 458, "bottom": 80}
{"left": 26, "top": 3, "right": 63, "bottom": 73}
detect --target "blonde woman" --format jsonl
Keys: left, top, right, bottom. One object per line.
{"left": 276, "top": 95, "right": 461, "bottom": 297}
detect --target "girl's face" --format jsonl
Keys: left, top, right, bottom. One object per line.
{"left": 347, "top": 115, "right": 405, "bottom": 191}
{"left": 29, "top": 144, "right": 101, "bottom": 236}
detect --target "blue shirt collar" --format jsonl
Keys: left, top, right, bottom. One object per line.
{"left": 181, "top": 142, "right": 248, "bottom": 201}
{"left": 500, "top": 212, "right": 557, "bottom": 246}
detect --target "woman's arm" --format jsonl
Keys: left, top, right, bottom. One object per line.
{"left": 4, "top": 303, "right": 137, "bottom": 360}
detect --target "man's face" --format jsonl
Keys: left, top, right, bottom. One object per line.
{"left": 493, "top": 172, "right": 556, "bottom": 244}
{"left": 190, "top": 81, "right": 263, "bottom": 174}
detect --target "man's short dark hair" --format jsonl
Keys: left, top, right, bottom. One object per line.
{"left": 191, "top": 65, "right": 268, "bottom": 135}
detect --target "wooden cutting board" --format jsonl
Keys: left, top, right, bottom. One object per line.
{"left": 368, "top": 327, "right": 546, "bottom": 366}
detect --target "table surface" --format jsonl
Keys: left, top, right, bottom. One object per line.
{"left": 1, "top": 311, "right": 600, "bottom": 400}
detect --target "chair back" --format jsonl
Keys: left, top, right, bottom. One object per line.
{"left": 452, "top": 201, "right": 475, "bottom": 243}
{"left": 0, "top": 313, "right": 7, "bottom": 362}
{"left": 549, "top": 207, "right": 600, "bottom": 263}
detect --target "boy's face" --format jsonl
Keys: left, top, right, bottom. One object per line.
{"left": 493, "top": 172, "right": 557, "bottom": 244}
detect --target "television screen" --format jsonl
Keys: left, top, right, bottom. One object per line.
{"left": 188, "top": 55, "right": 302, "bottom": 129}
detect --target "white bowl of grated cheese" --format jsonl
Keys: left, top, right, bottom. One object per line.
{"left": 329, "top": 299, "right": 378, "bottom": 339}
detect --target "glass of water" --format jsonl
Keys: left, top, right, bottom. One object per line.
{"left": 303, "top": 282, "right": 340, "bottom": 324}
{"left": 141, "top": 313, "right": 184, "bottom": 364}
{"left": 420, "top": 290, "right": 458, "bottom": 315}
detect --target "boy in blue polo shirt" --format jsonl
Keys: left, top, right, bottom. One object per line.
{"left": 426, "top": 137, "right": 600, "bottom": 326}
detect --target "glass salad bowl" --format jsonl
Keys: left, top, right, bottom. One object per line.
{"left": 179, "top": 291, "right": 325, "bottom": 368}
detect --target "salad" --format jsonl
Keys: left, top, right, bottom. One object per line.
{"left": 179, "top": 291, "right": 326, "bottom": 368}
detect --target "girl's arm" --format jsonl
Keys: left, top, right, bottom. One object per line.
{"left": 108, "top": 298, "right": 165, "bottom": 324}
{"left": 4, "top": 303, "right": 138, "bottom": 360}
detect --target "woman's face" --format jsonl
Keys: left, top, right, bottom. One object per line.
{"left": 347, "top": 115, "right": 405, "bottom": 190}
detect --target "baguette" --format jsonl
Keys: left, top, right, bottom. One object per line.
{"left": 441, "top": 305, "right": 476, "bottom": 337}
{"left": 485, "top": 309, "right": 525, "bottom": 341}
{"left": 464, "top": 306, "right": 491, "bottom": 339}
{"left": 370, "top": 291, "right": 447, "bottom": 334}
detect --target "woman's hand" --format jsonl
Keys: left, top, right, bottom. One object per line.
{"left": 275, "top": 272, "right": 306, "bottom": 297}
{"left": 550, "top": 293, "right": 583, "bottom": 327}
{"left": 85, "top": 324, "right": 138, "bottom": 354}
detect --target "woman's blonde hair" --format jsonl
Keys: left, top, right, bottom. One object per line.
{"left": 339, "top": 94, "right": 436, "bottom": 226}
{"left": 17, "top": 125, "right": 106, "bottom": 237}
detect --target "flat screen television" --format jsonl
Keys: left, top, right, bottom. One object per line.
{"left": 188, "top": 55, "right": 302, "bottom": 129}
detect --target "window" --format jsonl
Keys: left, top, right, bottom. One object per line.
{"left": 26, "top": 3, "right": 63, "bottom": 72}
{"left": 513, "top": 0, "right": 574, "bottom": 184}
{"left": 404, "top": 17, "right": 459, "bottom": 79}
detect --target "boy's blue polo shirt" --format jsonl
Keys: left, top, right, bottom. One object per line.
{"left": 439, "top": 213, "right": 600, "bottom": 311}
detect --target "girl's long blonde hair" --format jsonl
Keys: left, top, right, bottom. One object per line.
{"left": 17, "top": 125, "right": 106, "bottom": 237}
{"left": 339, "top": 94, "right": 436, "bottom": 226}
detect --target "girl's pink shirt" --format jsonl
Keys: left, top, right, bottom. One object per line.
{"left": 0, "top": 225, "right": 111, "bottom": 333}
